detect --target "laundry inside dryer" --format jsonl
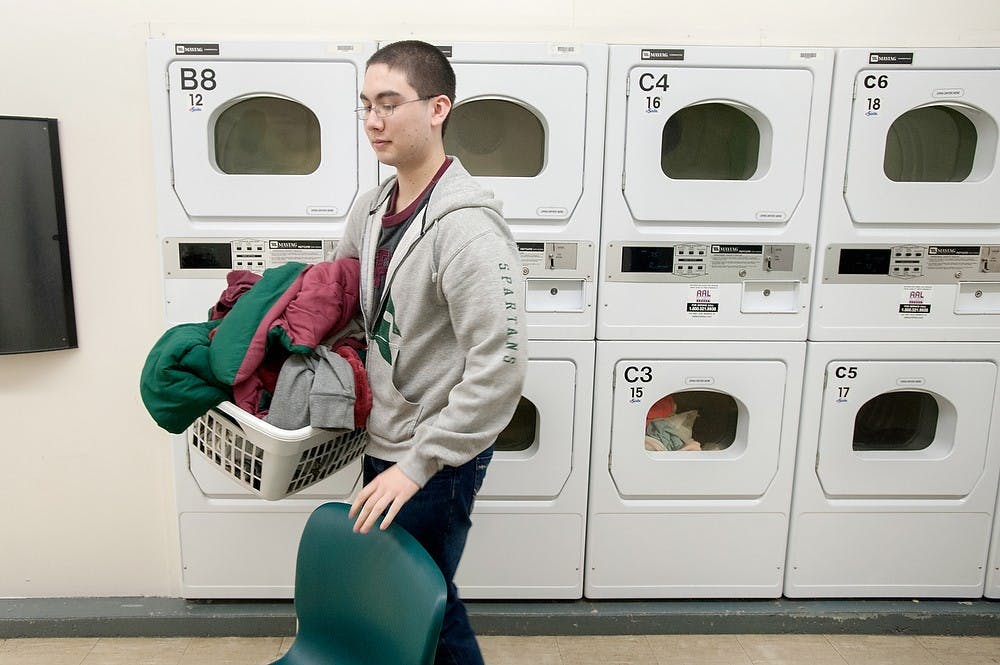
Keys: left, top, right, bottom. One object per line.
{"left": 643, "top": 390, "right": 738, "bottom": 452}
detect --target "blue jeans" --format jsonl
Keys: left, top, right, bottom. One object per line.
{"left": 363, "top": 446, "right": 493, "bottom": 665}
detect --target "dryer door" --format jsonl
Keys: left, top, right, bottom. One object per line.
{"left": 167, "top": 60, "right": 359, "bottom": 218}
{"left": 844, "top": 70, "right": 1000, "bottom": 224}
{"left": 609, "top": 359, "right": 785, "bottom": 498}
{"left": 816, "top": 361, "right": 998, "bottom": 498}
{"left": 446, "top": 63, "right": 587, "bottom": 225}
{"left": 622, "top": 66, "right": 813, "bottom": 223}
{"left": 478, "top": 358, "right": 574, "bottom": 499}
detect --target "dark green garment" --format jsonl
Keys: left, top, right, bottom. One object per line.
{"left": 208, "top": 261, "right": 307, "bottom": 385}
{"left": 139, "top": 262, "right": 309, "bottom": 434}
{"left": 139, "top": 319, "right": 230, "bottom": 434}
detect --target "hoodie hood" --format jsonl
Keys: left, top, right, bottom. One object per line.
{"left": 371, "top": 158, "right": 506, "bottom": 234}
{"left": 360, "top": 158, "right": 511, "bottom": 326}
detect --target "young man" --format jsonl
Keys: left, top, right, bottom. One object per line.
{"left": 335, "top": 40, "right": 527, "bottom": 664}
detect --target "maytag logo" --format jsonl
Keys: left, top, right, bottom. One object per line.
{"left": 929, "top": 246, "right": 978, "bottom": 256}
{"left": 641, "top": 48, "right": 684, "bottom": 61}
{"left": 869, "top": 52, "right": 914, "bottom": 65}
{"left": 712, "top": 244, "right": 762, "bottom": 254}
{"left": 269, "top": 240, "right": 322, "bottom": 250}
{"left": 175, "top": 43, "right": 220, "bottom": 56}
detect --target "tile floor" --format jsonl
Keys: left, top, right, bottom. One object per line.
{"left": 1, "top": 634, "right": 1000, "bottom": 665}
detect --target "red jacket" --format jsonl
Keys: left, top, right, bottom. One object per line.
{"left": 142, "top": 259, "right": 362, "bottom": 434}
{"left": 209, "top": 259, "right": 362, "bottom": 417}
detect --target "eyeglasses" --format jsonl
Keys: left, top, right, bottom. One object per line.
{"left": 355, "top": 97, "right": 433, "bottom": 120}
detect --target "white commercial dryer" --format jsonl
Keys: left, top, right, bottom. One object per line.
{"left": 585, "top": 340, "right": 805, "bottom": 598}
{"left": 147, "top": 39, "right": 378, "bottom": 598}
{"left": 379, "top": 41, "right": 608, "bottom": 341}
{"left": 810, "top": 48, "right": 1000, "bottom": 341}
{"left": 586, "top": 44, "right": 826, "bottom": 598}
{"left": 785, "top": 342, "right": 1000, "bottom": 598}
{"left": 598, "top": 46, "right": 833, "bottom": 341}
{"left": 792, "top": 47, "right": 1000, "bottom": 598}
{"left": 384, "top": 42, "right": 605, "bottom": 598}
{"left": 987, "top": 475, "right": 1000, "bottom": 598}
{"left": 455, "top": 340, "right": 594, "bottom": 599}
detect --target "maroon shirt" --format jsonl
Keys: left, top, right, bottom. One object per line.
{"left": 371, "top": 157, "right": 453, "bottom": 308}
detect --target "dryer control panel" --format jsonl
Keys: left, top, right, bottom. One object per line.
{"left": 518, "top": 241, "right": 595, "bottom": 314}
{"left": 518, "top": 241, "right": 594, "bottom": 279}
{"left": 163, "top": 237, "right": 340, "bottom": 279}
{"left": 161, "top": 236, "right": 343, "bottom": 325}
{"left": 606, "top": 242, "right": 811, "bottom": 283}
{"left": 823, "top": 244, "right": 1000, "bottom": 284}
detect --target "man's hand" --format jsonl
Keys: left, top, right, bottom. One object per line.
{"left": 349, "top": 464, "right": 420, "bottom": 534}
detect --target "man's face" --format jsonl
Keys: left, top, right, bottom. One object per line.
{"left": 360, "top": 64, "right": 436, "bottom": 169}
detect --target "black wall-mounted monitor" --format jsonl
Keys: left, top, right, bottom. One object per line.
{"left": 0, "top": 116, "right": 77, "bottom": 354}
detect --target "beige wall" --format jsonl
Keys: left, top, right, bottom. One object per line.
{"left": 1, "top": 0, "right": 998, "bottom": 598}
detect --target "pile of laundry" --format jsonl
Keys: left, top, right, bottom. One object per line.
{"left": 140, "top": 259, "right": 371, "bottom": 435}
{"left": 644, "top": 395, "right": 703, "bottom": 452}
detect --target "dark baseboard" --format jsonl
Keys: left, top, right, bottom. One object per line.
{"left": 2, "top": 597, "right": 1000, "bottom": 638}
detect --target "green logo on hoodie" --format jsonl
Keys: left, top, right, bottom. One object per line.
{"left": 373, "top": 296, "right": 400, "bottom": 364}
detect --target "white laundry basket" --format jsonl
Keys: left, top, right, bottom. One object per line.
{"left": 187, "top": 400, "right": 367, "bottom": 501}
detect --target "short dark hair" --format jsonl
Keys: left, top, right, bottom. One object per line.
{"left": 367, "top": 40, "right": 456, "bottom": 134}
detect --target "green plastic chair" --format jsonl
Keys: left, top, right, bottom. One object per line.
{"left": 270, "top": 501, "right": 446, "bottom": 665}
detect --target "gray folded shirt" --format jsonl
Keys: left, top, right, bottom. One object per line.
{"left": 264, "top": 346, "right": 356, "bottom": 430}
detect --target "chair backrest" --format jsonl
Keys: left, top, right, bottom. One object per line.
{"left": 289, "top": 501, "right": 446, "bottom": 665}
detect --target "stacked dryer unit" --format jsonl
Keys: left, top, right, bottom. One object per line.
{"left": 375, "top": 42, "right": 606, "bottom": 599}
{"left": 586, "top": 46, "right": 833, "bottom": 598}
{"left": 786, "top": 48, "right": 1000, "bottom": 598}
{"left": 147, "top": 40, "right": 378, "bottom": 598}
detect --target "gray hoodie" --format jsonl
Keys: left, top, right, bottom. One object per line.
{"left": 335, "top": 159, "right": 527, "bottom": 487}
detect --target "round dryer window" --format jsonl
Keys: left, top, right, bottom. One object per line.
{"left": 495, "top": 397, "right": 537, "bottom": 452}
{"left": 661, "top": 103, "right": 760, "bottom": 180}
{"left": 883, "top": 106, "right": 977, "bottom": 182}
{"left": 444, "top": 99, "right": 545, "bottom": 177}
{"left": 213, "top": 96, "right": 321, "bottom": 175}
{"left": 644, "top": 391, "right": 738, "bottom": 453}
{"left": 852, "top": 391, "right": 939, "bottom": 452}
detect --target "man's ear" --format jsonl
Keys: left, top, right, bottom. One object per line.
{"left": 429, "top": 94, "right": 452, "bottom": 129}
